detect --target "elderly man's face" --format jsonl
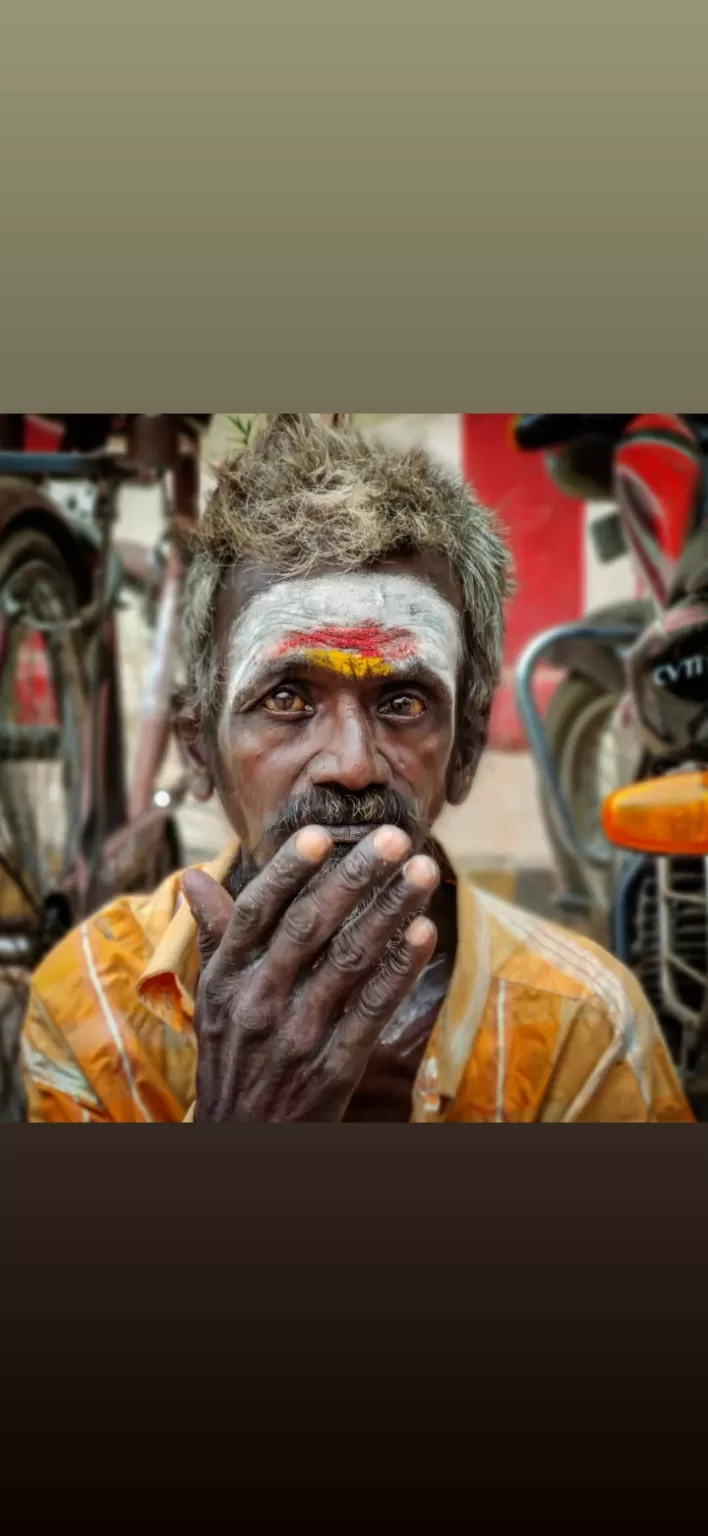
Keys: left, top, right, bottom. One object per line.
{"left": 204, "top": 551, "right": 466, "bottom": 868}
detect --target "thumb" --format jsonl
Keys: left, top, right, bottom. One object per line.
{"left": 181, "top": 870, "right": 234, "bottom": 969}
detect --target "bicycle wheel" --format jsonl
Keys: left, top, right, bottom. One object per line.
{"left": 0, "top": 967, "right": 29, "bottom": 1121}
{"left": 0, "top": 529, "right": 86, "bottom": 928}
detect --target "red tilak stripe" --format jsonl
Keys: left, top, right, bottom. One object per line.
{"left": 274, "top": 624, "right": 416, "bottom": 659}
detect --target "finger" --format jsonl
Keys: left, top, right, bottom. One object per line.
{"left": 303, "top": 853, "right": 439, "bottom": 1016}
{"left": 336, "top": 909, "right": 436, "bottom": 1056}
{"left": 215, "top": 825, "right": 334, "bottom": 969}
{"left": 334, "top": 915, "right": 438, "bottom": 1068}
{"left": 266, "top": 825, "right": 414, "bottom": 982}
{"left": 181, "top": 871, "right": 234, "bottom": 968}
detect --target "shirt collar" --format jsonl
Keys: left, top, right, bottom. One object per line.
{"left": 137, "top": 838, "right": 240, "bottom": 1031}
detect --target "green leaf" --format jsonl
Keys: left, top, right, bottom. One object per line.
{"left": 228, "top": 415, "right": 256, "bottom": 449}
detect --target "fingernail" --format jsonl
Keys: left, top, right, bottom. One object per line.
{"left": 372, "top": 825, "right": 410, "bottom": 859}
{"left": 403, "top": 855, "right": 439, "bottom": 889}
{"left": 407, "top": 916, "right": 436, "bottom": 947}
{"left": 295, "top": 826, "right": 333, "bottom": 861}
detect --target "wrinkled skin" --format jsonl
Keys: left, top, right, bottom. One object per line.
{"left": 181, "top": 551, "right": 476, "bottom": 1122}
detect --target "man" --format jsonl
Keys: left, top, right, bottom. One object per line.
{"left": 22, "top": 414, "right": 692, "bottom": 1122}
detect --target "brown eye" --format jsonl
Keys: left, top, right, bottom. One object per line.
{"left": 380, "top": 693, "right": 425, "bottom": 718}
{"left": 263, "top": 687, "right": 310, "bottom": 715}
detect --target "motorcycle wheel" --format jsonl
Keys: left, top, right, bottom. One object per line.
{"left": 540, "top": 672, "right": 619, "bottom": 942}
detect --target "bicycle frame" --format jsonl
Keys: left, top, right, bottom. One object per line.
{"left": 127, "top": 448, "right": 199, "bottom": 819}
{"left": 0, "top": 441, "right": 200, "bottom": 940}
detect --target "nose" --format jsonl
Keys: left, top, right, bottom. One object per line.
{"left": 309, "top": 699, "right": 390, "bottom": 793}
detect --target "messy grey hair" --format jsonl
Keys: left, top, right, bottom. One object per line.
{"left": 182, "top": 414, "right": 513, "bottom": 774}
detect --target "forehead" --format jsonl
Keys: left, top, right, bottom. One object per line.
{"left": 215, "top": 550, "right": 464, "bottom": 639}
{"left": 214, "top": 553, "right": 465, "bottom": 714}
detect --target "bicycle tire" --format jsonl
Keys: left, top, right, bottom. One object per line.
{"left": 0, "top": 967, "right": 29, "bottom": 1121}
{"left": 0, "top": 528, "right": 86, "bottom": 924}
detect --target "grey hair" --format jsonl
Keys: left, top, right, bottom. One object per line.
{"left": 181, "top": 414, "right": 514, "bottom": 772}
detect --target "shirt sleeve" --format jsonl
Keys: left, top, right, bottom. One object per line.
{"left": 19, "top": 896, "right": 195, "bottom": 1124}
{"left": 22, "top": 982, "right": 112, "bottom": 1123}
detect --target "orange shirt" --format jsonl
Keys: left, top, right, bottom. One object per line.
{"left": 22, "top": 839, "right": 693, "bottom": 1123}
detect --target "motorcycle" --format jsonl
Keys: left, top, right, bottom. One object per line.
{"left": 512, "top": 413, "right": 708, "bottom": 1116}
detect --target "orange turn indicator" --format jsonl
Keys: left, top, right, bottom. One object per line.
{"left": 603, "top": 771, "right": 708, "bottom": 856}
{"left": 506, "top": 415, "right": 524, "bottom": 453}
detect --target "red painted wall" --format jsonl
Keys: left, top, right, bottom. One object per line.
{"left": 461, "top": 414, "right": 585, "bottom": 748}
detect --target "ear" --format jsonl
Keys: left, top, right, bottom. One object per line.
{"left": 175, "top": 703, "right": 215, "bottom": 803}
{"left": 446, "top": 757, "right": 477, "bottom": 807}
{"left": 446, "top": 718, "right": 487, "bottom": 806}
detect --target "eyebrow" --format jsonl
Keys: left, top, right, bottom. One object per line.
{"left": 229, "top": 660, "right": 289, "bottom": 712}
{"left": 229, "top": 653, "right": 453, "bottom": 713}
{"left": 225, "top": 572, "right": 463, "bottom": 713}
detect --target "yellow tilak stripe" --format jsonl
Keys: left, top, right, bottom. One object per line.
{"left": 301, "top": 648, "right": 393, "bottom": 678}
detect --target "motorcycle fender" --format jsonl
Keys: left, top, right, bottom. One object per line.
{"left": 0, "top": 478, "right": 97, "bottom": 604}
{"left": 542, "top": 600, "right": 654, "bottom": 695}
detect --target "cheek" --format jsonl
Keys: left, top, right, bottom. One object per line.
{"left": 379, "top": 717, "right": 455, "bottom": 802}
{"left": 215, "top": 716, "right": 307, "bottom": 821}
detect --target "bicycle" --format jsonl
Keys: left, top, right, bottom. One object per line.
{"left": 0, "top": 415, "right": 208, "bottom": 973}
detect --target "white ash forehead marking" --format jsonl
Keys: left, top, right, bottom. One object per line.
{"left": 223, "top": 572, "right": 463, "bottom": 714}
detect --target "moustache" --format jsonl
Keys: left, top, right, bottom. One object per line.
{"left": 270, "top": 786, "right": 422, "bottom": 843}
{"left": 228, "top": 788, "right": 435, "bottom": 925}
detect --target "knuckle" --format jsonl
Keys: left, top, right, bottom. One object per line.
{"left": 199, "top": 975, "right": 231, "bottom": 1031}
{"left": 385, "top": 943, "right": 412, "bottom": 980}
{"left": 238, "top": 1001, "right": 275, "bottom": 1041}
{"left": 328, "top": 926, "right": 366, "bottom": 973}
{"left": 283, "top": 1024, "right": 314, "bottom": 1068}
{"left": 281, "top": 899, "right": 323, "bottom": 946}
{"left": 231, "top": 890, "right": 261, "bottom": 935}
{"left": 268, "top": 861, "right": 299, "bottom": 898}
{"left": 201, "top": 955, "right": 225, "bottom": 999}
{"left": 271, "top": 842, "right": 309, "bottom": 886}
{"left": 233, "top": 855, "right": 299, "bottom": 934}
{"left": 358, "top": 951, "right": 410, "bottom": 1016}
{"left": 372, "top": 880, "right": 407, "bottom": 919}
{"left": 356, "top": 982, "right": 390, "bottom": 1021}
{"left": 337, "top": 847, "right": 372, "bottom": 890}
